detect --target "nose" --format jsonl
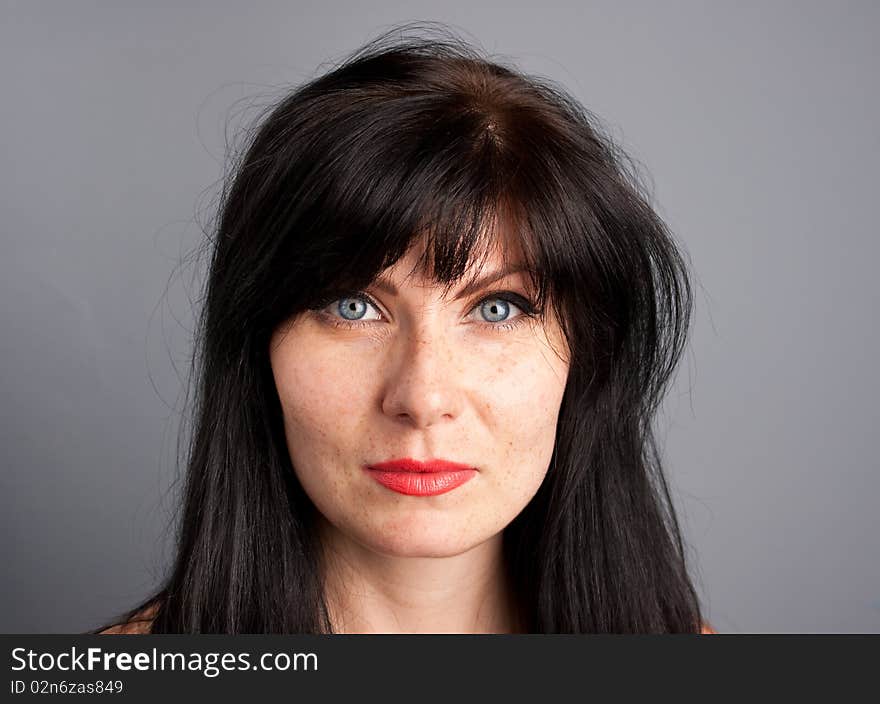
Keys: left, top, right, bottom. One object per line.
{"left": 380, "top": 322, "right": 464, "bottom": 429}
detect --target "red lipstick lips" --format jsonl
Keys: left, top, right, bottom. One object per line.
{"left": 364, "top": 458, "right": 477, "bottom": 496}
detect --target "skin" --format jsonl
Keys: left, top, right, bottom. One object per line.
{"left": 268, "top": 235, "right": 571, "bottom": 633}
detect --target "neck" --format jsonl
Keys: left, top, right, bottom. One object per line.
{"left": 317, "top": 516, "right": 520, "bottom": 634}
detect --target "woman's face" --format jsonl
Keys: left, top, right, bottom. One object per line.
{"left": 269, "top": 238, "right": 570, "bottom": 558}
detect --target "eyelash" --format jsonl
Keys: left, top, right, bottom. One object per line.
{"left": 312, "top": 290, "right": 540, "bottom": 334}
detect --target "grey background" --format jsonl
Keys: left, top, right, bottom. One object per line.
{"left": 2, "top": 1, "right": 877, "bottom": 633}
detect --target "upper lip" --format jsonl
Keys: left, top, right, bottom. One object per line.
{"left": 366, "top": 458, "right": 476, "bottom": 473}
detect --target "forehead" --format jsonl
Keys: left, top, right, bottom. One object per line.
{"left": 379, "top": 223, "right": 529, "bottom": 291}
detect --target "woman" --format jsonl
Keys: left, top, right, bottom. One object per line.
{"left": 97, "top": 24, "right": 713, "bottom": 634}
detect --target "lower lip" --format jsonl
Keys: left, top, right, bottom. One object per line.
{"left": 364, "top": 468, "right": 477, "bottom": 496}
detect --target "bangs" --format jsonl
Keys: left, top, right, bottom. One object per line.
{"left": 305, "top": 192, "right": 552, "bottom": 314}
{"left": 283, "top": 110, "right": 561, "bottom": 324}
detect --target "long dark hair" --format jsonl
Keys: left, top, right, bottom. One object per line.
{"left": 96, "top": 22, "right": 704, "bottom": 633}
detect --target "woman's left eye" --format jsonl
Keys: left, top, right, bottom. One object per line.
{"left": 469, "top": 294, "right": 531, "bottom": 328}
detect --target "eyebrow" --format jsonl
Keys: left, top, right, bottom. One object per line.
{"left": 370, "top": 264, "right": 532, "bottom": 299}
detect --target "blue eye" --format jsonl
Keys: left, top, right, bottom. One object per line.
{"left": 337, "top": 296, "right": 369, "bottom": 320}
{"left": 479, "top": 297, "right": 512, "bottom": 323}
{"left": 315, "top": 290, "right": 538, "bottom": 333}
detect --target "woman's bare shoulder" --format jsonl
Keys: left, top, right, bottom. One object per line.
{"left": 98, "top": 602, "right": 160, "bottom": 635}
{"left": 700, "top": 622, "right": 717, "bottom": 634}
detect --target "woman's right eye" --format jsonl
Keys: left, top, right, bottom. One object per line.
{"left": 315, "top": 293, "right": 383, "bottom": 329}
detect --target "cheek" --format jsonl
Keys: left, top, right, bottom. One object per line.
{"left": 269, "top": 332, "right": 379, "bottom": 493}
{"left": 478, "top": 347, "right": 568, "bottom": 505}
{"left": 272, "top": 331, "right": 374, "bottom": 430}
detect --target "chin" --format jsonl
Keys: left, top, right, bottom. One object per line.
{"left": 361, "top": 518, "right": 482, "bottom": 559}
{"left": 371, "top": 539, "right": 477, "bottom": 559}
